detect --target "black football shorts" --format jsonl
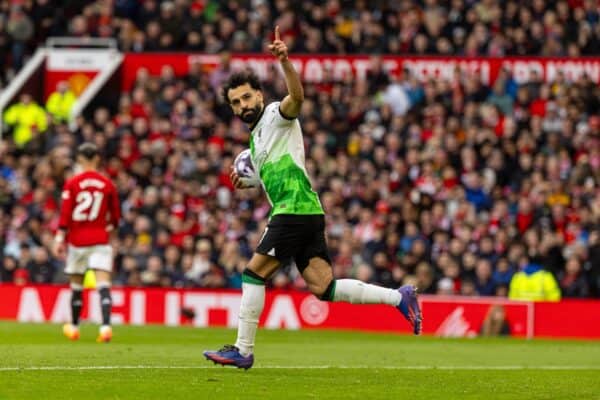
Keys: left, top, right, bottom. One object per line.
{"left": 256, "top": 214, "right": 331, "bottom": 272}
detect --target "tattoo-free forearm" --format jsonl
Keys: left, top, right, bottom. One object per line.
{"left": 280, "top": 59, "right": 304, "bottom": 103}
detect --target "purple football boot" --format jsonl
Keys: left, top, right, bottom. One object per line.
{"left": 397, "top": 285, "right": 422, "bottom": 335}
{"left": 203, "top": 345, "right": 254, "bottom": 370}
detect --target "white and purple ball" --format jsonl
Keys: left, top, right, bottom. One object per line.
{"left": 234, "top": 149, "right": 260, "bottom": 187}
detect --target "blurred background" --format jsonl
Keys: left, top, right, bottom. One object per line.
{"left": 0, "top": 0, "right": 599, "bottom": 337}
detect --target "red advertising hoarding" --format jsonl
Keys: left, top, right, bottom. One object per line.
{"left": 1, "top": 285, "right": 599, "bottom": 339}
{"left": 122, "top": 53, "right": 600, "bottom": 91}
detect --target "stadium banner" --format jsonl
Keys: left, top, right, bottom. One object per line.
{"left": 122, "top": 53, "right": 600, "bottom": 91}
{"left": 1, "top": 285, "right": 600, "bottom": 339}
{"left": 44, "top": 49, "right": 109, "bottom": 98}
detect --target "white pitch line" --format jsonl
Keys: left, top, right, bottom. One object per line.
{"left": 0, "top": 365, "right": 599, "bottom": 372}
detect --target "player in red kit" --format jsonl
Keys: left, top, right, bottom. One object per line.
{"left": 52, "top": 143, "right": 120, "bottom": 343}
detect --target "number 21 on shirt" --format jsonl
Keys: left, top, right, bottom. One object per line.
{"left": 72, "top": 191, "right": 104, "bottom": 221}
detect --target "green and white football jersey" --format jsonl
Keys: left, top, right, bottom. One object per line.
{"left": 249, "top": 102, "right": 323, "bottom": 217}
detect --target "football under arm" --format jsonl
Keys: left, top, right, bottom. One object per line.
{"left": 279, "top": 59, "right": 304, "bottom": 119}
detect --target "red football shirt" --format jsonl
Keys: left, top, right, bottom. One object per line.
{"left": 58, "top": 170, "right": 120, "bottom": 246}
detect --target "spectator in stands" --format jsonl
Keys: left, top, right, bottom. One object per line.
{"left": 46, "top": 81, "right": 77, "bottom": 123}
{"left": 6, "top": 5, "right": 33, "bottom": 72}
{"left": 209, "top": 51, "right": 233, "bottom": 92}
{"left": 474, "top": 259, "right": 495, "bottom": 296}
{"left": 436, "top": 277, "right": 456, "bottom": 296}
{"left": 0, "top": 16, "right": 10, "bottom": 85}
{"left": 492, "top": 258, "right": 515, "bottom": 288}
{"left": 13, "top": 267, "right": 30, "bottom": 286}
{"left": 557, "top": 257, "right": 590, "bottom": 298}
{"left": 3, "top": 93, "right": 48, "bottom": 149}
{"left": 1, "top": 255, "right": 18, "bottom": 282}
{"left": 508, "top": 259, "right": 562, "bottom": 301}
{"left": 140, "top": 254, "right": 164, "bottom": 287}
{"left": 415, "top": 261, "right": 436, "bottom": 294}
{"left": 26, "top": 246, "right": 55, "bottom": 284}
{"left": 186, "top": 239, "right": 213, "bottom": 285}
{"left": 479, "top": 305, "right": 511, "bottom": 336}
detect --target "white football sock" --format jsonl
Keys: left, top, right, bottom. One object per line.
{"left": 234, "top": 282, "right": 265, "bottom": 357}
{"left": 333, "top": 279, "right": 402, "bottom": 306}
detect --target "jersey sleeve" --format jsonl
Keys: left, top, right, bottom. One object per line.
{"left": 269, "top": 102, "right": 296, "bottom": 127}
{"left": 58, "top": 181, "right": 73, "bottom": 230}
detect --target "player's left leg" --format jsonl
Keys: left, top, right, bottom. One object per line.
{"left": 63, "top": 274, "right": 84, "bottom": 340}
{"left": 298, "top": 219, "right": 422, "bottom": 335}
{"left": 302, "top": 257, "right": 422, "bottom": 335}
{"left": 63, "top": 245, "right": 86, "bottom": 340}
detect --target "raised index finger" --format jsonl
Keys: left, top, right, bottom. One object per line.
{"left": 275, "top": 25, "right": 280, "bottom": 41}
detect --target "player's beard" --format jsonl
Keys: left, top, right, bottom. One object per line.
{"left": 239, "top": 104, "right": 262, "bottom": 124}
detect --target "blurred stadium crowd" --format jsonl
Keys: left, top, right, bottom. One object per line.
{"left": 1, "top": 0, "right": 600, "bottom": 83}
{"left": 0, "top": 0, "right": 599, "bottom": 299}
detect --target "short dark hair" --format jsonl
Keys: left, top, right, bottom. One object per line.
{"left": 76, "top": 142, "right": 99, "bottom": 160}
{"left": 222, "top": 70, "right": 262, "bottom": 103}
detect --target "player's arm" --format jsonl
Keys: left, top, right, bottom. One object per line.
{"left": 108, "top": 183, "right": 121, "bottom": 231}
{"left": 269, "top": 26, "right": 303, "bottom": 119}
{"left": 53, "top": 182, "right": 72, "bottom": 259}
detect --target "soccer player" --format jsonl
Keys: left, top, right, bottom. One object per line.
{"left": 203, "top": 27, "right": 422, "bottom": 369}
{"left": 52, "top": 143, "right": 120, "bottom": 343}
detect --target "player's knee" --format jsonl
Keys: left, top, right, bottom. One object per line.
{"left": 313, "top": 279, "right": 335, "bottom": 301}
{"left": 308, "top": 281, "right": 324, "bottom": 297}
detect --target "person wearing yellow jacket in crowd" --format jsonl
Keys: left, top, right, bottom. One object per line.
{"left": 3, "top": 93, "right": 48, "bottom": 148}
{"left": 509, "top": 262, "right": 561, "bottom": 301}
{"left": 46, "top": 81, "right": 77, "bottom": 123}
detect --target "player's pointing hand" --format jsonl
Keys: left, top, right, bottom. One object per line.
{"left": 268, "top": 26, "right": 288, "bottom": 62}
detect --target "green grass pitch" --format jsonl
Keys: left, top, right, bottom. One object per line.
{"left": 0, "top": 321, "right": 599, "bottom": 400}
